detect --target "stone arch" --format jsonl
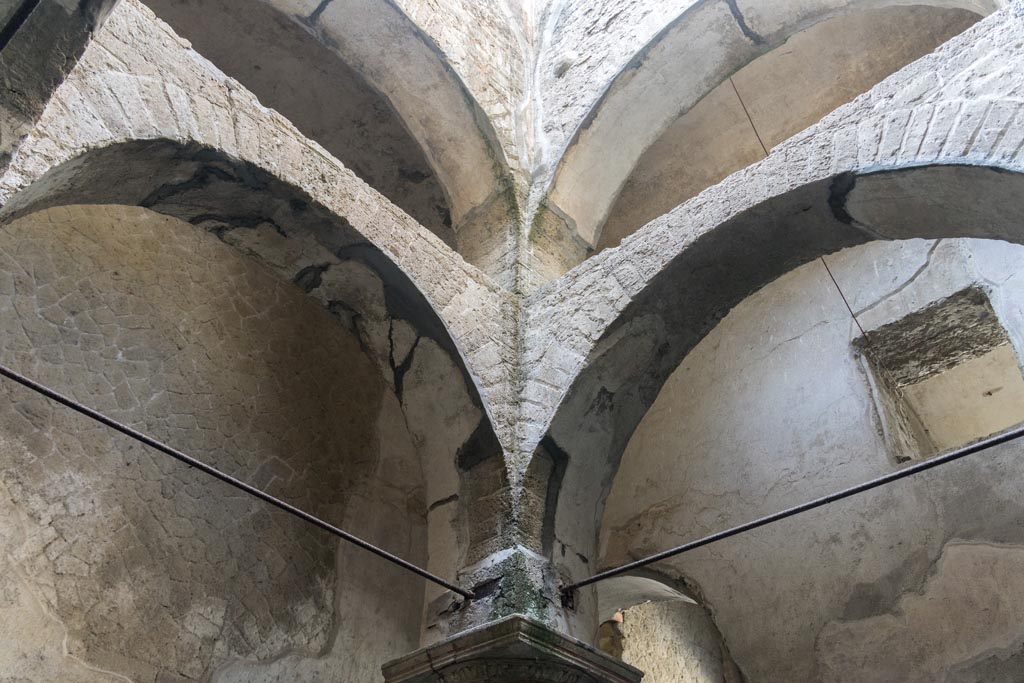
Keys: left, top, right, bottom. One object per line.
{"left": 0, "top": 199, "right": 435, "bottom": 680}
{"left": 594, "top": 572, "right": 698, "bottom": 624}
{"left": 592, "top": 231, "right": 1024, "bottom": 680}
{"left": 538, "top": 160, "right": 1024, "bottom": 627}
{"left": 594, "top": 4, "right": 985, "bottom": 255}
{"left": 0, "top": 0, "right": 117, "bottom": 165}
{"left": 0, "top": 141, "right": 513, "bottom": 668}
{"left": 143, "top": 0, "right": 517, "bottom": 264}
{"left": 0, "top": 137, "right": 483, "bottom": 402}
{"left": 539, "top": 0, "right": 1005, "bottom": 273}
{"left": 271, "top": 0, "right": 519, "bottom": 283}
{"left": 525, "top": 5, "right": 1024, "bottom": 582}
{"left": 0, "top": 133, "right": 507, "bottom": 550}
{"left": 593, "top": 572, "right": 743, "bottom": 681}
{"left": 0, "top": 0, "right": 519, "bottom": 454}
{"left": 544, "top": 157, "right": 1024, "bottom": 585}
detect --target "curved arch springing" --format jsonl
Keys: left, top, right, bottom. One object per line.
{"left": 0, "top": 0, "right": 520, "bottom": 453}
{"left": 525, "top": 5, "right": 1024, "bottom": 581}
{"left": 595, "top": 4, "right": 983, "bottom": 253}
{"left": 540, "top": 0, "right": 1003, "bottom": 274}
{"left": 0, "top": 141, "right": 512, "bottom": 663}
{"left": 594, "top": 573, "right": 742, "bottom": 681}
{"left": 1, "top": 139, "right": 496, "bottom": 431}
{"left": 143, "top": 0, "right": 520, "bottom": 258}
{"left": 598, "top": 229, "right": 1024, "bottom": 681}
{"left": 538, "top": 163, "right": 1024, "bottom": 630}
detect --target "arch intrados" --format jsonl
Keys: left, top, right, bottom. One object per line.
{"left": 0, "top": 200, "right": 431, "bottom": 678}
{"left": 548, "top": 163, "right": 1024, "bottom": 563}
{"left": 596, "top": 572, "right": 699, "bottom": 624}
{"left": 263, "top": 0, "right": 511, "bottom": 229}
{"left": 0, "top": 139, "right": 493, "bottom": 418}
{"left": 544, "top": 0, "right": 999, "bottom": 252}
{"left": 145, "top": 0, "right": 459, "bottom": 244}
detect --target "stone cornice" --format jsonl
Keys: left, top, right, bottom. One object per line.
{"left": 382, "top": 615, "right": 642, "bottom": 683}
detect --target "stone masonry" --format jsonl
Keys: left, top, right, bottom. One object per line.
{"left": 3, "top": 0, "right": 1024, "bottom": 680}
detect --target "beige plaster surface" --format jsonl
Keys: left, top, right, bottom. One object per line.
{"left": 598, "top": 5, "right": 979, "bottom": 251}
{"left": 0, "top": 205, "right": 425, "bottom": 682}
{"left": 902, "top": 344, "right": 1024, "bottom": 454}
{"left": 600, "top": 237, "right": 1024, "bottom": 681}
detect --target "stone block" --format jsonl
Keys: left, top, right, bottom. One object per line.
{"left": 382, "top": 615, "right": 643, "bottom": 683}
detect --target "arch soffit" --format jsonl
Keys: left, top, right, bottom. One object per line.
{"left": 0, "top": 0, "right": 517, "bottom": 453}
{"left": 524, "top": 1, "right": 1024, "bottom": 553}
{"left": 596, "top": 573, "right": 699, "bottom": 624}
{"left": 543, "top": 0, "right": 1005, "bottom": 250}
{"left": 263, "top": 0, "right": 514, "bottom": 229}
{"left": 545, "top": 162, "right": 1024, "bottom": 560}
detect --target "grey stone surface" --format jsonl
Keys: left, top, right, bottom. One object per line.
{"left": 538, "top": 0, "right": 1006, "bottom": 273}
{"left": 145, "top": 0, "right": 455, "bottom": 245}
{"left": 0, "top": 205, "right": 425, "bottom": 681}
{"left": 599, "top": 235, "right": 1024, "bottom": 679}
{"left": 4, "top": 0, "right": 1024, "bottom": 680}
{"left": 0, "top": 0, "right": 118, "bottom": 166}
{"left": 383, "top": 615, "right": 642, "bottom": 683}
{"left": 596, "top": 5, "right": 980, "bottom": 254}
{"left": 0, "top": 0, "right": 521, "bottom": 460}
{"left": 610, "top": 601, "right": 741, "bottom": 683}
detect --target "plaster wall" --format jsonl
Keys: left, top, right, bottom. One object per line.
{"left": 601, "top": 236, "right": 1024, "bottom": 681}
{"left": 144, "top": 0, "right": 454, "bottom": 245}
{"left": 0, "top": 205, "right": 427, "bottom": 682}
{"left": 523, "top": 2, "right": 1024, "bottom": 542}
{"left": 612, "top": 601, "right": 741, "bottom": 683}
{"left": 0, "top": 0, "right": 522, "bottom": 457}
{"left": 394, "top": 0, "right": 529, "bottom": 174}
{"left": 540, "top": 0, "right": 1006, "bottom": 263}
{"left": 535, "top": 0, "right": 697, "bottom": 165}
{"left": 597, "top": 5, "right": 979, "bottom": 251}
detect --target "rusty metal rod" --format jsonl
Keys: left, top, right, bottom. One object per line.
{"left": 0, "top": 362, "right": 474, "bottom": 599}
{"left": 562, "top": 420, "right": 1024, "bottom": 601}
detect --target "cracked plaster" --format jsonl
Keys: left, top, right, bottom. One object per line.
{"left": 0, "top": 205, "right": 426, "bottom": 681}
{"left": 5, "top": 1, "right": 1024, "bottom": 680}
{"left": 600, "top": 236, "right": 1024, "bottom": 680}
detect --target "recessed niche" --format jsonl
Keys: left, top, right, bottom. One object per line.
{"left": 855, "top": 287, "right": 1024, "bottom": 462}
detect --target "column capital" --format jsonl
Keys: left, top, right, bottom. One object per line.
{"left": 383, "top": 615, "right": 642, "bottom": 683}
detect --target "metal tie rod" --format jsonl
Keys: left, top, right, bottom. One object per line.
{"left": 0, "top": 362, "right": 474, "bottom": 600}
{"left": 562, "top": 421, "right": 1024, "bottom": 602}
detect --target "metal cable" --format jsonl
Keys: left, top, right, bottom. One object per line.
{"left": 562, "top": 421, "right": 1024, "bottom": 601}
{"left": 0, "top": 362, "right": 474, "bottom": 600}
{"left": 8, "top": 353, "right": 1016, "bottom": 606}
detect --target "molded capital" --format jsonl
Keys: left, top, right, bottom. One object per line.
{"left": 383, "top": 615, "right": 643, "bottom": 683}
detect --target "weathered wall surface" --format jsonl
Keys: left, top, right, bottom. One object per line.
{"left": 0, "top": 0, "right": 118, "bottom": 167}
{"left": 394, "top": 0, "right": 529, "bottom": 175}
{"left": 601, "top": 237, "right": 1024, "bottom": 681}
{"left": 611, "top": 601, "right": 740, "bottom": 683}
{"left": 525, "top": 4, "right": 1024, "bottom": 588}
{"left": 597, "top": 5, "right": 980, "bottom": 252}
{"left": 7, "top": 0, "right": 1024, "bottom": 675}
{"left": 538, "top": 0, "right": 1004, "bottom": 267}
{"left": 0, "top": 205, "right": 425, "bottom": 681}
{"left": 145, "top": 0, "right": 455, "bottom": 245}
{"left": 0, "top": 0, "right": 520, "bottom": 457}
{"left": 535, "top": 0, "right": 697, "bottom": 166}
